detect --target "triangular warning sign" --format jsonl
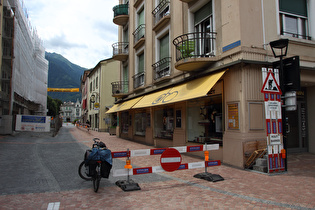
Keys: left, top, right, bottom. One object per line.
{"left": 261, "top": 72, "right": 282, "bottom": 94}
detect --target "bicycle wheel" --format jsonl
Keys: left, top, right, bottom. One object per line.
{"left": 93, "top": 165, "right": 101, "bottom": 192}
{"left": 78, "top": 161, "right": 92, "bottom": 181}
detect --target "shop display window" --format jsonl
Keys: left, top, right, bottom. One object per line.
{"left": 121, "top": 112, "right": 129, "bottom": 133}
{"left": 154, "top": 107, "right": 174, "bottom": 139}
{"left": 187, "top": 96, "right": 223, "bottom": 145}
{"left": 135, "top": 112, "right": 146, "bottom": 136}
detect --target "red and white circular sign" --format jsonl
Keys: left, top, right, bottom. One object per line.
{"left": 160, "top": 148, "right": 182, "bottom": 172}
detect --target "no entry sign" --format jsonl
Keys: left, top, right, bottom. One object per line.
{"left": 160, "top": 148, "right": 182, "bottom": 172}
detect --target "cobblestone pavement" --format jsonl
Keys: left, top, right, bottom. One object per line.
{"left": 0, "top": 124, "right": 314, "bottom": 210}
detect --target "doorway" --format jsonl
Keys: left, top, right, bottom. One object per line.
{"left": 286, "top": 101, "right": 308, "bottom": 153}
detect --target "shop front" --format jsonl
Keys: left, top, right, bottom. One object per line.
{"left": 107, "top": 70, "right": 226, "bottom": 161}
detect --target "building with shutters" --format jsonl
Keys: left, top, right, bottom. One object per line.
{"left": 108, "top": 0, "right": 315, "bottom": 169}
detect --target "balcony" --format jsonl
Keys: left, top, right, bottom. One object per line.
{"left": 152, "top": 57, "right": 171, "bottom": 82}
{"left": 152, "top": 0, "right": 170, "bottom": 32}
{"left": 112, "top": 42, "right": 129, "bottom": 61}
{"left": 281, "top": 30, "right": 311, "bottom": 40}
{"left": 173, "top": 32, "right": 217, "bottom": 71}
{"left": 113, "top": 4, "right": 129, "bottom": 26}
{"left": 133, "top": 72, "right": 145, "bottom": 89}
{"left": 111, "top": 81, "right": 129, "bottom": 98}
{"left": 133, "top": 24, "right": 145, "bottom": 49}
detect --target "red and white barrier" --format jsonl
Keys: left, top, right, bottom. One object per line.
{"left": 111, "top": 144, "right": 221, "bottom": 177}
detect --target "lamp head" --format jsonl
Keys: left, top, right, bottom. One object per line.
{"left": 270, "top": 39, "right": 289, "bottom": 58}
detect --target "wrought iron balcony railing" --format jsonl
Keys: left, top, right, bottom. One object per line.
{"left": 152, "top": 57, "right": 171, "bottom": 80}
{"left": 113, "top": 4, "right": 129, "bottom": 17}
{"left": 173, "top": 32, "right": 216, "bottom": 61}
{"left": 133, "top": 72, "right": 145, "bottom": 89}
{"left": 133, "top": 24, "right": 145, "bottom": 44}
{"left": 152, "top": 0, "right": 170, "bottom": 25}
{"left": 112, "top": 42, "right": 129, "bottom": 56}
{"left": 111, "top": 81, "right": 129, "bottom": 95}
{"left": 281, "top": 30, "right": 311, "bottom": 40}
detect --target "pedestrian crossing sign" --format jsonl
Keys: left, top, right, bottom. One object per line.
{"left": 261, "top": 71, "right": 282, "bottom": 94}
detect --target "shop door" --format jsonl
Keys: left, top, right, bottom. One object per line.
{"left": 286, "top": 102, "right": 307, "bottom": 153}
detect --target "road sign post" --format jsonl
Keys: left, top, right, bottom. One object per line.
{"left": 261, "top": 68, "right": 285, "bottom": 173}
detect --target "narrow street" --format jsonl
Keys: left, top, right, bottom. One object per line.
{"left": 0, "top": 125, "right": 314, "bottom": 209}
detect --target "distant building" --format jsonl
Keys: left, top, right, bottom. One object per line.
{"left": 60, "top": 99, "right": 81, "bottom": 122}
{"left": 80, "top": 70, "right": 90, "bottom": 125}
{"left": 0, "top": 0, "right": 48, "bottom": 134}
{"left": 86, "top": 58, "right": 119, "bottom": 132}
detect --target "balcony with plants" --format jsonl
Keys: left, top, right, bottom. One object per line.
{"left": 112, "top": 42, "right": 129, "bottom": 61}
{"left": 152, "top": 0, "right": 170, "bottom": 32}
{"left": 111, "top": 81, "right": 129, "bottom": 98}
{"left": 172, "top": 32, "right": 217, "bottom": 71}
{"left": 113, "top": 3, "right": 129, "bottom": 26}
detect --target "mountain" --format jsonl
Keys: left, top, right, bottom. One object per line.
{"left": 45, "top": 52, "right": 87, "bottom": 102}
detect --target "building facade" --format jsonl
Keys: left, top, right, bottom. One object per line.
{"left": 87, "top": 59, "right": 120, "bottom": 132}
{"left": 80, "top": 70, "right": 90, "bottom": 125}
{"left": 0, "top": 0, "right": 48, "bottom": 134}
{"left": 59, "top": 100, "right": 81, "bottom": 123}
{"left": 108, "top": 0, "right": 315, "bottom": 169}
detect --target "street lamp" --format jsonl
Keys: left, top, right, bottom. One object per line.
{"left": 269, "top": 38, "right": 289, "bottom": 171}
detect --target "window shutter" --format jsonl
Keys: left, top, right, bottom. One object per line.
{"left": 138, "top": 53, "right": 144, "bottom": 73}
{"left": 138, "top": 9, "right": 145, "bottom": 25}
{"left": 160, "top": 34, "right": 169, "bottom": 59}
{"left": 279, "top": 0, "right": 307, "bottom": 16}
{"left": 194, "top": 1, "right": 212, "bottom": 25}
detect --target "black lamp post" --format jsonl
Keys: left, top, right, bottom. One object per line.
{"left": 269, "top": 38, "right": 289, "bottom": 171}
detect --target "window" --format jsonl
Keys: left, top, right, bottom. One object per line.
{"left": 279, "top": 0, "right": 309, "bottom": 39}
{"left": 96, "top": 76, "right": 98, "bottom": 89}
{"left": 138, "top": 7, "right": 145, "bottom": 27}
{"left": 123, "top": 65, "right": 129, "bottom": 93}
{"left": 121, "top": 112, "right": 129, "bottom": 133}
{"left": 154, "top": 107, "right": 174, "bottom": 139}
{"left": 194, "top": 1, "right": 214, "bottom": 56}
{"left": 159, "top": 33, "right": 169, "bottom": 60}
{"left": 90, "top": 82, "right": 92, "bottom": 93}
{"left": 135, "top": 112, "right": 146, "bottom": 136}
{"left": 134, "top": 52, "right": 145, "bottom": 88}
{"left": 187, "top": 96, "right": 223, "bottom": 145}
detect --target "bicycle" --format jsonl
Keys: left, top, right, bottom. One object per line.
{"left": 78, "top": 138, "right": 112, "bottom": 192}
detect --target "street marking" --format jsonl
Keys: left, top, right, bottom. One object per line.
{"left": 47, "top": 202, "right": 60, "bottom": 210}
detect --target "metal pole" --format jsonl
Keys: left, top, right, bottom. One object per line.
{"left": 279, "top": 56, "right": 288, "bottom": 171}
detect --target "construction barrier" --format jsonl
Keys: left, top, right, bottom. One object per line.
{"left": 112, "top": 144, "right": 220, "bottom": 177}
{"left": 111, "top": 144, "right": 223, "bottom": 191}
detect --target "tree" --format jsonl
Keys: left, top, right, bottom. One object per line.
{"left": 47, "top": 96, "right": 63, "bottom": 117}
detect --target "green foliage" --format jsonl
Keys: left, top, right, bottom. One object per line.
{"left": 177, "top": 40, "right": 195, "bottom": 58}
{"left": 47, "top": 96, "right": 57, "bottom": 116}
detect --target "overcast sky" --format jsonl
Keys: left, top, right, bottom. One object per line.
{"left": 23, "top": 0, "right": 118, "bottom": 69}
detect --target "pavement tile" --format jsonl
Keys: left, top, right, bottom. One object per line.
{"left": 0, "top": 125, "right": 314, "bottom": 209}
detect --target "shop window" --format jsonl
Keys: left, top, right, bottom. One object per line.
{"left": 187, "top": 96, "right": 222, "bottom": 145}
{"left": 121, "top": 112, "right": 129, "bottom": 133}
{"left": 154, "top": 107, "right": 174, "bottom": 139}
{"left": 135, "top": 112, "right": 146, "bottom": 136}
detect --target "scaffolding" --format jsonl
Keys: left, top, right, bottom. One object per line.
{"left": 2, "top": 0, "right": 48, "bottom": 116}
